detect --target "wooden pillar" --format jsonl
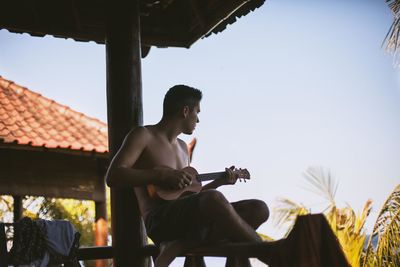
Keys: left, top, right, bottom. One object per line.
{"left": 13, "top": 196, "right": 23, "bottom": 222}
{"left": 94, "top": 161, "right": 109, "bottom": 267}
{"left": 105, "top": 0, "right": 147, "bottom": 266}
{"left": 94, "top": 201, "right": 108, "bottom": 267}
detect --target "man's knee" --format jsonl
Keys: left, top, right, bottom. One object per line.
{"left": 198, "top": 190, "right": 229, "bottom": 209}
{"left": 251, "top": 200, "right": 270, "bottom": 225}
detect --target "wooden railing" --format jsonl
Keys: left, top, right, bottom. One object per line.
{"left": 2, "top": 214, "right": 351, "bottom": 267}
{"left": 76, "top": 241, "right": 276, "bottom": 260}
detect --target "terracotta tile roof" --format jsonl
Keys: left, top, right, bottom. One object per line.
{"left": 0, "top": 76, "right": 108, "bottom": 153}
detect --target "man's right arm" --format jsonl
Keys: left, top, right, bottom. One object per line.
{"left": 105, "top": 127, "right": 160, "bottom": 187}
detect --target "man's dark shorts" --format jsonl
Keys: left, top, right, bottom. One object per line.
{"left": 144, "top": 193, "right": 212, "bottom": 244}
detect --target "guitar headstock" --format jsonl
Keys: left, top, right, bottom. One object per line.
{"left": 233, "top": 168, "right": 251, "bottom": 181}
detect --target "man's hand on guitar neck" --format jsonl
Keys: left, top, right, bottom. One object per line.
{"left": 158, "top": 168, "right": 194, "bottom": 190}
{"left": 202, "top": 166, "right": 241, "bottom": 190}
{"left": 222, "top": 165, "right": 240, "bottom": 185}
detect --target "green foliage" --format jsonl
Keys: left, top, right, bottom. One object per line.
{"left": 274, "top": 198, "right": 309, "bottom": 237}
{"left": 274, "top": 166, "right": 399, "bottom": 267}
{"left": 0, "top": 196, "right": 104, "bottom": 267}
{"left": 257, "top": 232, "right": 274, "bottom": 242}
{"left": 37, "top": 198, "right": 96, "bottom": 246}
{"left": 362, "top": 185, "right": 400, "bottom": 267}
{"left": 384, "top": 0, "right": 400, "bottom": 64}
{"left": 331, "top": 202, "right": 372, "bottom": 267}
{"left": 0, "top": 196, "right": 13, "bottom": 221}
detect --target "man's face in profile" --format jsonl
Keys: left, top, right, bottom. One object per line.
{"left": 183, "top": 102, "right": 200, "bottom": 135}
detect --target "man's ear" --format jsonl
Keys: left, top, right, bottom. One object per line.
{"left": 182, "top": 105, "right": 190, "bottom": 118}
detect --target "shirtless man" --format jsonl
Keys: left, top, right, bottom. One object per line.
{"left": 105, "top": 85, "right": 270, "bottom": 267}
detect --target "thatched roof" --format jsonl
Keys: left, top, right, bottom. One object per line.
{"left": 0, "top": 0, "right": 265, "bottom": 48}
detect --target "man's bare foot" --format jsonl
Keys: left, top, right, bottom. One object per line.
{"left": 154, "top": 239, "right": 198, "bottom": 267}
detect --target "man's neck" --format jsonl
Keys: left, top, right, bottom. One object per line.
{"left": 155, "top": 118, "right": 182, "bottom": 143}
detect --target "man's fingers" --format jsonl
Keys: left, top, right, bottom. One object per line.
{"left": 223, "top": 168, "right": 234, "bottom": 184}
{"left": 182, "top": 172, "right": 193, "bottom": 185}
{"left": 175, "top": 174, "right": 191, "bottom": 188}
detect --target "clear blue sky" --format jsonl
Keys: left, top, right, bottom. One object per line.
{"left": 1, "top": 0, "right": 400, "bottom": 264}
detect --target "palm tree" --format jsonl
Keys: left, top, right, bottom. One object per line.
{"left": 274, "top": 166, "right": 399, "bottom": 266}
{"left": 362, "top": 185, "right": 400, "bottom": 267}
{"left": 384, "top": 0, "right": 400, "bottom": 62}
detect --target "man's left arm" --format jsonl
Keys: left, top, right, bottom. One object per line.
{"left": 201, "top": 166, "right": 239, "bottom": 190}
{"left": 182, "top": 140, "right": 239, "bottom": 190}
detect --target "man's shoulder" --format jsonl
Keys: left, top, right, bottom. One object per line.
{"left": 127, "top": 125, "right": 147, "bottom": 135}
{"left": 124, "top": 126, "right": 153, "bottom": 144}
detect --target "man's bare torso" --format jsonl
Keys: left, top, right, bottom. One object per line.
{"left": 133, "top": 125, "right": 190, "bottom": 217}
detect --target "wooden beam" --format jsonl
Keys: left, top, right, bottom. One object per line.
{"left": 0, "top": 223, "right": 7, "bottom": 267}
{"left": 105, "top": 0, "right": 148, "bottom": 266}
{"left": 70, "top": 0, "right": 82, "bottom": 31}
{"left": 73, "top": 242, "right": 275, "bottom": 261}
{"left": 185, "top": 242, "right": 276, "bottom": 257}
{"left": 94, "top": 159, "right": 109, "bottom": 267}
{"left": 0, "top": 149, "right": 106, "bottom": 201}
{"left": 190, "top": 0, "right": 207, "bottom": 31}
{"left": 12, "top": 196, "right": 23, "bottom": 222}
{"left": 0, "top": 143, "right": 109, "bottom": 159}
{"left": 77, "top": 246, "right": 114, "bottom": 260}
{"left": 94, "top": 201, "right": 108, "bottom": 267}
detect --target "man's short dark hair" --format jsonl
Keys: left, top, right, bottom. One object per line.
{"left": 163, "top": 85, "right": 202, "bottom": 117}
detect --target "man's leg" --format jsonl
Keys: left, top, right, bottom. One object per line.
{"left": 196, "top": 192, "right": 269, "bottom": 241}
{"left": 155, "top": 191, "right": 272, "bottom": 267}
{"left": 231, "top": 199, "right": 270, "bottom": 229}
{"left": 215, "top": 199, "right": 270, "bottom": 267}
{"left": 195, "top": 190, "right": 273, "bottom": 265}
{"left": 224, "top": 199, "right": 269, "bottom": 267}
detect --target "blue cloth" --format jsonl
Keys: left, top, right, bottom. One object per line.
{"left": 18, "top": 219, "right": 78, "bottom": 267}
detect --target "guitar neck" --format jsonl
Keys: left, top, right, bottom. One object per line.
{"left": 196, "top": 171, "right": 226, "bottom": 182}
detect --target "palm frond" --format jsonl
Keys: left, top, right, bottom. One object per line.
{"left": 334, "top": 200, "right": 372, "bottom": 267}
{"left": 0, "top": 196, "right": 13, "bottom": 220}
{"left": 0, "top": 196, "right": 13, "bottom": 210}
{"left": 355, "top": 199, "right": 373, "bottom": 236}
{"left": 387, "top": 0, "right": 400, "bottom": 15}
{"left": 363, "top": 184, "right": 400, "bottom": 267}
{"left": 384, "top": 0, "right": 400, "bottom": 64}
{"left": 334, "top": 206, "right": 356, "bottom": 231}
{"left": 273, "top": 197, "right": 309, "bottom": 237}
{"left": 257, "top": 232, "right": 274, "bottom": 242}
{"left": 303, "top": 166, "right": 338, "bottom": 206}
{"left": 376, "top": 208, "right": 400, "bottom": 266}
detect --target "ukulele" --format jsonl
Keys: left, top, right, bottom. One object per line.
{"left": 147, "top": 166, "right": 251, "bottom": 201}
